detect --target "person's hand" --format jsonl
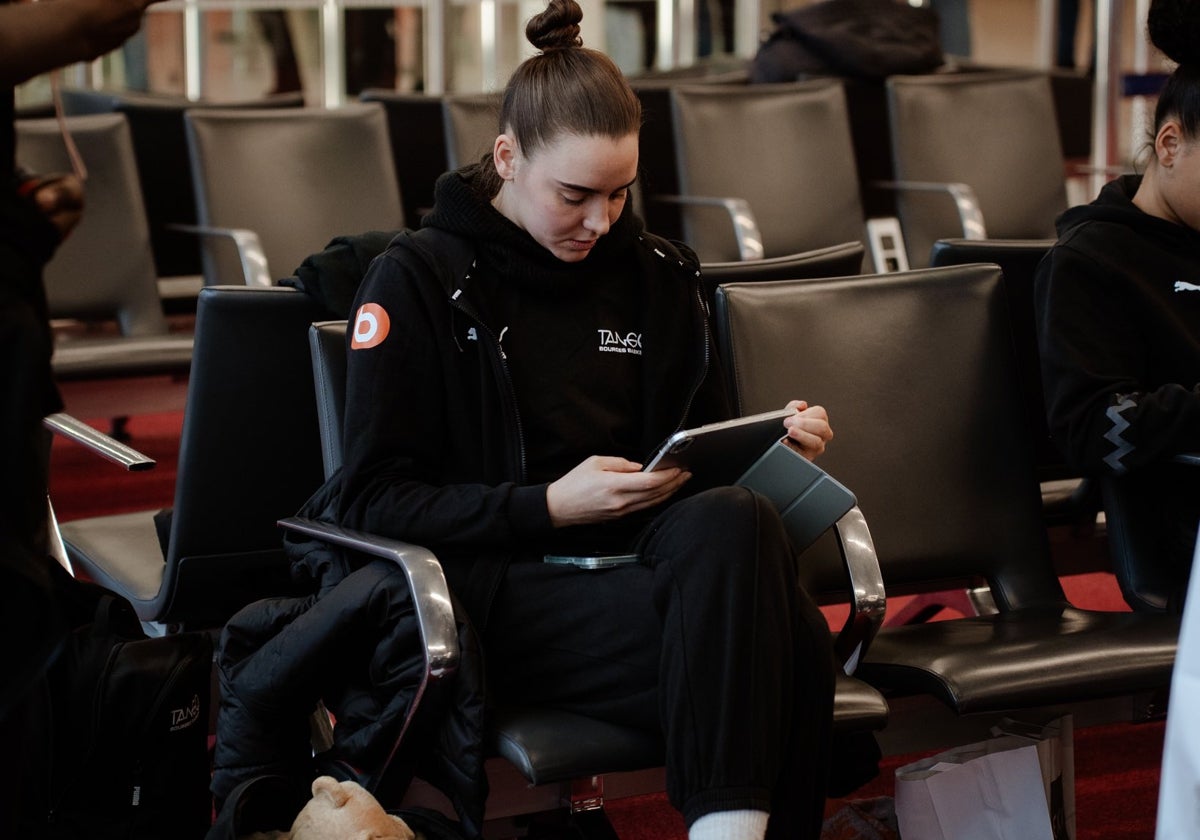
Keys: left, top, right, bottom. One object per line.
{"left": 546, "top": 456, "right": 690, "bottom": 527}
{"left": 24, "top": 174, "right": 85, "bottom": 241}
{"left": 782, "top": 400, "right": 832, "bottom": 461}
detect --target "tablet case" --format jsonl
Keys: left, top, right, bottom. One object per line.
{"left": 736, "top": 441, "right": 857, "bottom": 552}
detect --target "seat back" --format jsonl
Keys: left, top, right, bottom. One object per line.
{"left": 359, "top": 89, "right": 449, "bottom": 228}
{"left": 700, "top": 241, "right": 864, "bottom": 306}
{"left": 442, "top": 92, "right": 502, "bottom": 170}
{"left": 886, "top": 71, "right": 1067, "bottom": 267}
{"left": 928, "top": 238, "right": 1062, "bottom": 479}
{"left": 631, "top": 71, "right": 750, "bottom": 241}
{"left": 155, "top": 285, "right": 329, "bottom": 624}
{"left": 309, "top": 320, "right": 350, "bottom": 479}
{"left": 185, "top": 104, "right": 404, "bottom": 285}
{"left": 713, "top": 265, "right": 1058, "bottom": 609}
{"left": 669, "top": 79, "right": 866, "bottom": 262}
{"left": 62, "top": 88, "right": 305, "bottom": 278}
{"left": 16, "top": 113, "right": 167, "bottom": 337}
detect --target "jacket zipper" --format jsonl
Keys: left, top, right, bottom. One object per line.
{"left": 449, "top": 292, "right": 528, "bottom": 483}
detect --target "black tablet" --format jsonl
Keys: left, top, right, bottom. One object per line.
{"left": 643, "top": 408, "right": 793, "bottom": 488}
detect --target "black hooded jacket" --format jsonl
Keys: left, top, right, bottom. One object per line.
{"left": 330, "top": 164, "right": 732, "bottom": 630}
{"left": 1035, "top": 174, "right": 1200, "bottom": 476}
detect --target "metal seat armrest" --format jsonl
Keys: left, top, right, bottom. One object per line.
{"left": 43, "top": 412, "right": 156, "bottom": 471}
{"left": 277, "top": 516, "right": 460, "bottom": 677}
{"left": 872, "top": 179, "right": 988, "bottom": 240}
{"left": 829, "top": 506, "right": 886, "bottom": 675}
{"left": 167, "top": 223, "right": 273, "bottom": 287}
{"left": 649, "top": 193, "right": 765, "bottom": 261}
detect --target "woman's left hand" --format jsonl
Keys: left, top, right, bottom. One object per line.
{"left": 782, "top": 399, "right": 832, "bottom": 460}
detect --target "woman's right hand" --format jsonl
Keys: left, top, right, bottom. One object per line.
{"left": 546, "top": 456, "right": 690, "bottom": 527}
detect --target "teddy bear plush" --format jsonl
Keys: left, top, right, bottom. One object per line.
{"left": 242, "top": 776, "right": 414, "bottom": 840}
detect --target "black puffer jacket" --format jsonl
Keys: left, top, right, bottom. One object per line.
{"left": 208, "top": 551, "right": 487, "bottom": 839}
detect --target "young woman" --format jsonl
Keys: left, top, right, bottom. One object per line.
{"left": 1035, "top": 0, "right": 1200, "bottom": 607}
{"left": 332, "top": 1, "right": 837, "bottom": 837}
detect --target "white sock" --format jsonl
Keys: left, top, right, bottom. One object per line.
{"left": 688, "top": 809, "right": 769, "bottom": 840}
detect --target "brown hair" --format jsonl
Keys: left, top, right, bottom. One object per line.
{"left": 478, "top": 0, "right": 642, "bottom": 196}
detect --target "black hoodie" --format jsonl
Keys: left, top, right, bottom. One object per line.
{"left": 1034, "top": 174, "right": 1200, "bottom": 476}
{"left": 331, "top": 165, "right": 731, "bottom": 630}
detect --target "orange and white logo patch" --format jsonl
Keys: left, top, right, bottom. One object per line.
{"left": 351, "top": 303, "right": 390, "bottom": 349}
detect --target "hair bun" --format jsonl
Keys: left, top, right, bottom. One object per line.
{"left": 1148, "top": 0, "right": 1200, "bottom": 67}
{"left": 526, "top": 0, "right": 584, "bottom": 51}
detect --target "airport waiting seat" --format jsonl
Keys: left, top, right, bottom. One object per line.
{"left": 927, "top": 238, "right": 1100, "bottom": 524}
{"left": 700, "top": 241, "right": 864, "bottom": 308}
{"left": 442, "top": 92, "right": 502, "bottom": 170}
{"left": 359, "top": 90, "right": 449, "bottom": 228}
{"left": 630, "top": 69, "right": 750, "bottom": 242}
{"left": 61, "top": 88, "right": 304, "bottom": 295}
{"left": 885, "top": 71, "right": 1068, "bottom": 268}
{"left": 183, "top": 104, "right": 404, "bottom": 287}
{"left": 358, "top": 91, "right": 500, "bottom": 227}
{"left": 282, "top": 318, "right": 888, "bottom": 835}
{"left": 58, "top": 286, "right": 328, "bottom": 630}
{"left": 15, "top": 113, "right": 193, "bottom": 382}
{"left": 665, "top": 79, "right": 873, "bottom": 266}
{"left": 713, "top": 265, "right": 1179, "bottom": 718}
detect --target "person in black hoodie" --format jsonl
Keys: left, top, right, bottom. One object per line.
{"left": 1035, "top": 0, "right": 1200, "bottom": 609}
{"left": 331, "top": 2, "right": 837, "bottom": 838}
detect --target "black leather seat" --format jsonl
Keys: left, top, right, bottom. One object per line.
{"left": 59, "top": 286, "right": 328, "bottom": 630}
{"left": 441, "top": 92, "right": 502, "bottom": 170}
{"left": 664, "top": 79, "right": 871, "bottom": 263}
{"left": 359, "top": 89, "right": 449, "bottom": 229}
{"left": 699, "top": 241, "right": 865, "bottom": 309}
{"left": 928, "top": 237, "right": 1101, "bottom": 529}
{"left": 183, "top": 104, "right": 404, "bottom": 287}
{"left": 61, "top": 88, "right": 304, "bottom": 287}
{"left": 288, "top": 318, "right": 887, "bottom": 830}
{"left": 16, "top": 113, "right": 194, "bottom": 382}
{"left": 713, "top": 264, "right": 1179, "bottom": 716}
{"left": 885, "top": 71, "right": 1068, "bottom": 267}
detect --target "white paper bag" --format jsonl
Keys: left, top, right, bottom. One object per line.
{"left": 1155, "top": 538, "right": 1200, "bottom": 840}
{"left": 895, "top": 716, "right": 1074, "bottom": 840}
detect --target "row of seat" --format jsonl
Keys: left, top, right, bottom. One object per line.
{"left": 50, "top": 252, "right": 1179, "bottom": 835}
{"left": 361, "top": 68, "right": 1078, "bottom": 271}
{"left": 639, "top": 69, "right": 1075, "bottom": 269}
{"left": 293, "top": 259, "right": 1180, "bottom": 834}
{"left": 50, "top": 64, "right": 1082, "bottom": 286}
{"left": 19, "top": 65, "right": 1087, "bottom": 401}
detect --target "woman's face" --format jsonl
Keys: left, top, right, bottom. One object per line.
{"left": 491, "top": 130, "right": 639, "bottom": 263}
{"left": 1144, "top": 118, "right": 1200, "bottom": 232}
{"left": 1162, "top": 133, "right": 1200, "bottom": 232}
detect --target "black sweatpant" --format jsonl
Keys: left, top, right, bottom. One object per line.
{"left": 484, "top": 486, "right": 837, "bottom": 838}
